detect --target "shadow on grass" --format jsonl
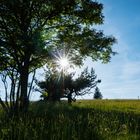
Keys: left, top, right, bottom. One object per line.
{"left": 0, "top": 101, "right": 139, "bottom": 140}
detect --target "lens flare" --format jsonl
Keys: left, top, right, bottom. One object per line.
{"left": 51, "top": 48, "right": 75, "bottom": 73}
{"left": 58, "top": 57, "right": 69, "bottom": 69}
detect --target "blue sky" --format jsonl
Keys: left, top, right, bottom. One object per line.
{"left": 1, "top": 0, "right": 140, "bottom": 100}
{"left": 82, "top": 0, "right": 140, "bottom": 99}
{"left": 30, "top": 0, "right": 140, "bottom": 100}
{"left": 33, "top": 0, "right": 140, "bottom": 100}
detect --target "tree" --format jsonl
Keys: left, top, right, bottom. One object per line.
{"left": 0, "top": 0, "right": 116, "bottom": 114}
{"left": 37, "top": 68, "right": 101, "bottom": 104}
{"left": 94, "top": 87, "right": 102, "bottom": 99}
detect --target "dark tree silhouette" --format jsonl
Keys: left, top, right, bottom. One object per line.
{"left": 94, "top": 87, "right": 103, "bottom": 99}
{"left": 37, "top": 68, "right": 101, "bottom": 104}
{"left": 0, "top": 0, "right": 116, "bottom": 114}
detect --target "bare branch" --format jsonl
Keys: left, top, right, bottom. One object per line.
{"left": 28, "top": 69, "right": 36, "bottom": 98}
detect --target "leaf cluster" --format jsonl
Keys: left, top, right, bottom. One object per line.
{"left": 0, "top": 0, "right": 116, "bottom": 73}
{"left": 37, "top": 67, "right": 101, "bottom": 101}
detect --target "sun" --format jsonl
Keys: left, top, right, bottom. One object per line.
{"left": 58, "top": 57, "right": 69, "bottom": 69}
{"left": 52, "top": 48, "right": 74, "bottom": 73}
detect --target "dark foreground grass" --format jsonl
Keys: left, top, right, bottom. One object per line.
{"left": 0, "top": 100, "right": 140, "bottom": 140}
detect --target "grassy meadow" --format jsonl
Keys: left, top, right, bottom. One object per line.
{"left": 0, "top": 100, "right": 140, "bottom": 140}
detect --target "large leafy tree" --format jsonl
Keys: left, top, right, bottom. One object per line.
{"left": 37, "top": 68, "right": 101, "bottom": 104}
{"left": 0, "top": 0, "right": 116, "bottom": 113}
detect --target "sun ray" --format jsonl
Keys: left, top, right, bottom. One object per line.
{"left": 58, "top": 57, "right": 69, "bottom": 69}
{"left": 50, "top": 47, "right": 76, "bottom": 76}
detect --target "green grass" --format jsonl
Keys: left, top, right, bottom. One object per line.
{"left": 0, "top": 100, "right": 140, "bottom": 140}
{"left": 73, "top": 99, "right": 140, "bottom": 114}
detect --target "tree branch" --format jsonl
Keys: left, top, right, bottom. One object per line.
{"left": 28, "top": 69, "right": 36, "bottom": 99}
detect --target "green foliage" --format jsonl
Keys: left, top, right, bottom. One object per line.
{"left": 72, "top": 68, "right": 101, "bottom": 94}
{"left": 40, "top": 92, "right": 48, "bottom": 100}
{"left": 37, "top": 69, "right": 64, "bottom": 101}
{"left": 0, "top": 0, "right": 116, "bottom": 113}
{"left": 37, "top": 68, "right": 101, "bottom": 101}
{"left": 94, "top": 87, "right": 103, "bottom": 99}
{"left": 0, "top": 0, "right": 116, "bottom": 72}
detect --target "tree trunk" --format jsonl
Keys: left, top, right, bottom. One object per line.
{"left": 68, "top": 92, "right": 72, "bottom": 104}
{"left": 20, "top": 57, "right": 30, "bottom": 112}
